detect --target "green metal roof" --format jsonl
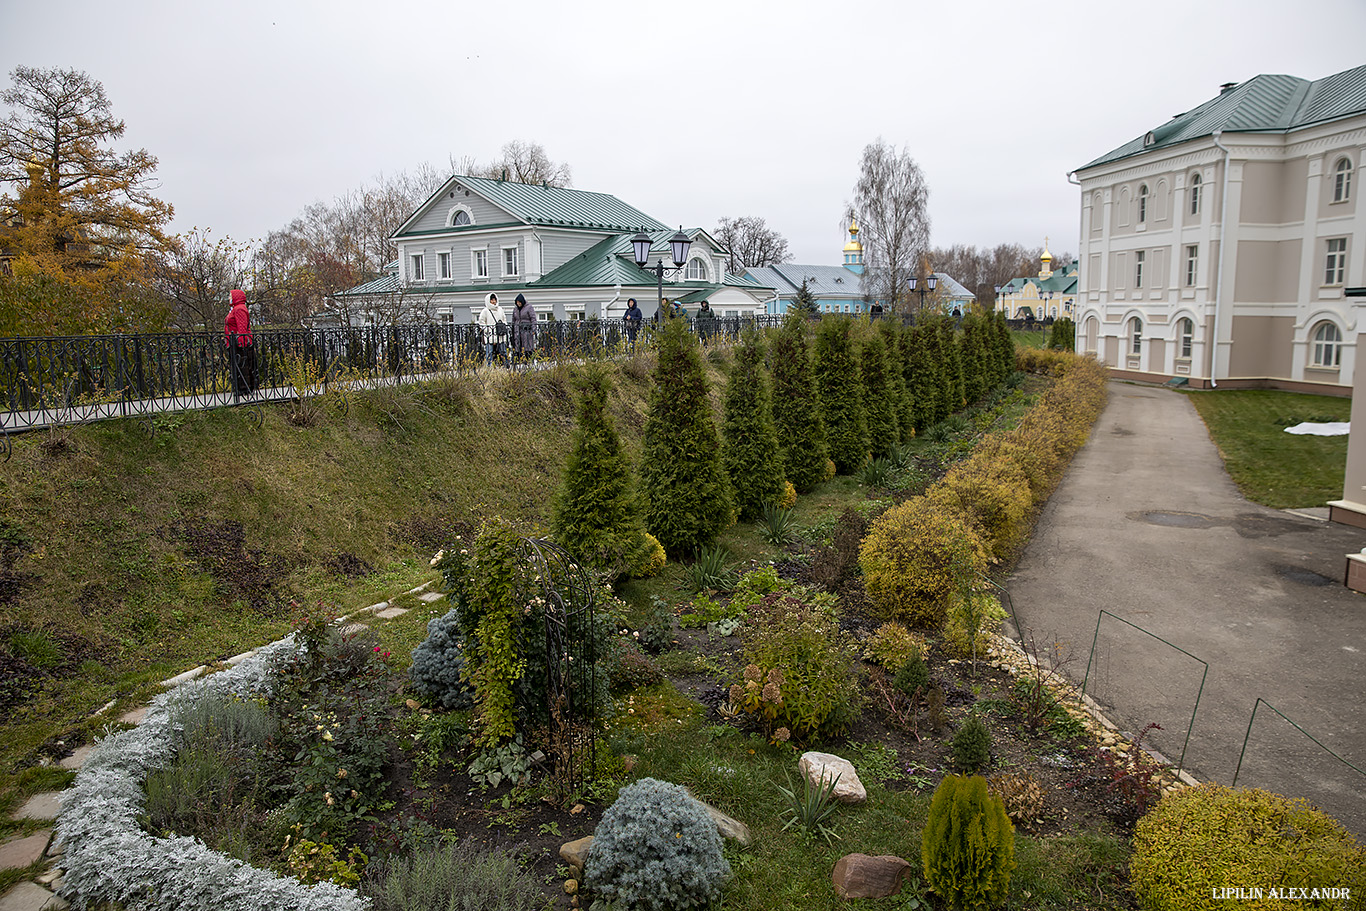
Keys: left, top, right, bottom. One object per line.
{"left": 404, "top": 175, "right": 669, "bottom": 236}
{"left": 1079, "top": 64, "right": 1366, "bottom": 171}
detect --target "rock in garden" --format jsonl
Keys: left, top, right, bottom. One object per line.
{"left": 831, "top": 853, "right": 912, "bottom": 898}
{"left": 798, "top": 751, "right": 867, "bottom": 804}
{"left": 685, "top": 788, "right": 752, "bottom": 844}
{"left": 560, "top": 835, "right": 594, "bottom": 869}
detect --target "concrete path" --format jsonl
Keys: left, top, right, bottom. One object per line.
{"left": 1006, "top": 381, "right": 1366, "bottom": 837}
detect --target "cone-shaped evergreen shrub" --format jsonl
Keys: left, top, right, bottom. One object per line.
{"left": 640, "top": 318, "right": 735, "bottom": 556}
{"left": 771, "top": 314, "right": 830, "bottom": 492}
{"left": 1047, "top": 316, "right": 1076, "bottom": 351}
{"left": 860, "top": 332, "right": 899, "bottom": 458}
{"left": 880, "top": 319, "right": 915, "bottom": 443}
{"left": 939, "top": 318, "right": 965, "bottom": 416}
{"left": 551, "top": 367, "right": 650, "bottom": 577}
{"left": 858, "top": 496, "right": 989, "bottom": 627}
{"left": 959, "top": 314, "right": 989, "bottom": 405}
{"left": 722, "top": 329, "right": 785, "bottom": 520}
{"left": 922, "top": 774, "right": 1015, "bottom": 910}
{"left": 991, "top": 311, "right": 1015, "bottom": 380}
{"left": 814, "top": 317, "right": 867, "bottom": 474}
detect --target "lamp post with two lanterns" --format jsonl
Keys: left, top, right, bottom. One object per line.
{"left": 631, "top": 227, "right": 692, "bottom": 320}
{"left": 908, "top": 273, "right": 938, "bottom": 314}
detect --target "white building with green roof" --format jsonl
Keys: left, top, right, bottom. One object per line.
{"left": 1073, "top": 63, "right": 1366, "bottom": 393}
{"left": 327, "top": 174, "right": 773, "bottom": 324}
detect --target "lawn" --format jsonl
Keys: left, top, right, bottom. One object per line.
{"left": 1182, "top": 388, "right": 1351, "bottom": 508}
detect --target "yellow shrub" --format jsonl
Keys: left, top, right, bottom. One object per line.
{"left": 859, "top": 498, "right": 988, "bottom": 628}
{"left": 822, "top": 458, "right": 837, "bottom": 482}
{"left": 1131, "top": 784, "right": 1366, "bottom": 911}
{"left": 778, "top": 479, "right": 798, "bottom": 510}
{"left": 863, "top": 621, "right": 929, "bottom": 669}
{"left": 929, "top": 457, "right": 1033, "bottom": 562}
{"left": 942, "top": 588, "right": 1006, "bottom": 659}
{"left": 631, "top": 533, "right": 667, "bottom": 579}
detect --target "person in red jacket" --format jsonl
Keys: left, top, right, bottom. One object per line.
{"left": 224, "top": 289, "right": 256, "bottom": 397}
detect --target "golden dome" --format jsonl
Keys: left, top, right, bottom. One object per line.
{"left": 1041, "top": 236, "right": 1053, "bottom": 262}
{"left": 843, "top": 217, "right": 862, "bottom": 253}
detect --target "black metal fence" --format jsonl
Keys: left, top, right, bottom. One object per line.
{"left": 0, "top": 315, "right": 784, "bottom": 434}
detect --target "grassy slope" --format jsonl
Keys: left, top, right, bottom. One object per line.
{"left": 1182, "top": 388, "right": 1351, "bottom": 508}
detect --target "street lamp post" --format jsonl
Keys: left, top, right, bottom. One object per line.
{"left": 631, "top": 227, "right": 693, "bottom": 319}
{"left": 908, "top": 273, "right": 938, "bottom": 315}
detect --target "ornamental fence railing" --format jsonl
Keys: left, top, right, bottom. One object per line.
{"left": 0, "top": 315, "right": 784, "bottom": 435}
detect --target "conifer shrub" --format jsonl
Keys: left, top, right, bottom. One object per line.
{"left": 859, "top": 497, "right": 989, "bottom": 628}
{"left": 951, "top": 715, "right": 993, "bottom": 773}
{"left": 893, "top": 648, "right": 930, "bottom": 698}
{"left": 551, "top": 367, "right": 652, "bottom": 578}
{"left": 939, "top": 317, "right": 965, "bottom": 416}
{"left": 640, "top": 319, "right": 735, "bottom": 556}
{"left": 585, "top": 778, "right": 731, "bottom": 911}
{"left": 863, "top": 621, "right": 929, "bottom": 670}
{"left": 408, "top": 609, "right": 475, "bottom": 710}
{"left": 1046, "top": 316, "right": 1075, "bottom": 351}
{"left": 630, "top": 532, "right": 667, "bottom": 579}
{"left": 959, "top": 313, "right": 990, "bottom": 405}
{"left": 929, "top": 457, "right": 1033, "bottom": 561}
{"left": 922, "top": 773, "right": 1015, "bottom": 911}
{"left": 777, "top": 479, "right": 798, "bottom": 509}
{"left": 813, "top": 317, "right": 868, "bottom": 474}
{"left": 738, "top": 588, "right": 861, "bottom": 739}
{"left": 860, "top": 332, "right": 900, "bottom": 457}
{"left": 942, "top": 589, "right": 1007, "bottom": 663}
{"left": 878, "top": 318, "right": 914, "bottom": 443}
{"left": 770, "top": 313, "right": 829, "bottom": 492}
{"left": 722, "top": 329, "right": 786, "bottom": 521}
{"left": 1130, "top": 784, "right": 1366, "bottom": 911}
{"left": 906, "top": 321, "right": 939, "bottom": 432}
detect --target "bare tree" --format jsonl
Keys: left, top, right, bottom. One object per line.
{"left": 458, "top": 140, "right": 572, "bottom": 187}
{"left": 848, "top": 138, "right": 930, "bottom": 314}
{"left": 714, "top": 216, "right": 791, "bottom": 274}
{"left": 153, "top": 228, "right": 251, "bottom": 330}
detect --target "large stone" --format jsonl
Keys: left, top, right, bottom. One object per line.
{"left": 11, "top": 794, "right": 62, "bottom": 822}
{"left": 798, "top": 751, "right": 867, "bottom": 804}
{"left": 699, "top": 801, "right": 751, "bottom": 845}
{"left": 559, "top": 835, "right": 594, "bottom": 869}
{"left": 0, "top": 830, "right": 50, "bottom": 871}
{"left": 0, "top": 881, "right": 68, "bottom": 910}
{"left": 831, "top": 853, "right": 912, "bottom": 899}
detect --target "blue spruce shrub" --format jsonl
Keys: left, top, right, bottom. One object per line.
{"left": 409, "top": 609, "right": 475, "bottom": 710}
{"left": 586, "top": 778, "right": 730, "bottom": 911}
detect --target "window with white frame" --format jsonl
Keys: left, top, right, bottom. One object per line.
{"left": 1179, "top": 318, "right": 1193, "bottom": 358}
{"left": 1313, "top": 321, "right": 1342, "bottom": 368}
{"left": 452, "top": 209, "right": 472, "bottom": 227}
{"left": 1189, "top": 173, "right": 1202, "bottom": 215}
{"left": 438, "top": 252, "right": 451, "bottom": 280}
{"left": 502, "top": 246, "right": 519, "bottom": 277}
{"left": 686, "top": 258, "right": 707, "bottom": 281}
{"left": 1130, "top": 317, "right": 1143, "bottom": 355}
{"left": 1185, "top": 245, "right": 1198, "bottom": 286}
{"left": 472, "top": 249, "right": 488, "bottom": 279}
{"left": 1135, "top": 250, "right": 1146, "bottom": 288}
{"left": 1334, "top": 157, "right": 1353, "bottom": 204}
{"left": 1325, "top": 238, "right": 1347, "bottom": 285}
{"left": 409, "top": 253, "right": 425, "bottom": 281}
{"left": 1138, "top": 184, "right": 1149, "bottom": 223}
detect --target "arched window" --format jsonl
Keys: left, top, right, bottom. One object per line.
{"left": 1138, "top": 184, "right": 1149, "bottom": 223}
{"left": 1179, "top": 318, "right": 1193, "bottom": 359}
{"left": 1085, "top": 315, "right": 1099, "bottom": 352}
{"left": 1334, "top": 157, "right": 1354, "bottom": 204}
{"left": 1091, "top": 192, "right": 1103, "bottom": 231}
{"left": 1189, "top": 174, "right": 1202, "bottom": 216}
{"left": 1130, "top": 317, "right": 1143, "bottom": 355}
{"left": 1313, "top": 321, "right": 1342, "bottom": 368}
{"left": 451, "top": 208, "right": 472, "bottom": 227}
{"left": 686, "top": 258, "right": 708, "bottom": 281}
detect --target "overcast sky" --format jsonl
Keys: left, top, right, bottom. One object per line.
{"left": 4, "top": 0, "right": 1364, "bottom": 268}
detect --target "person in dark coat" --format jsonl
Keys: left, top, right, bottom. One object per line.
{"left": 512, "top": 293, "right": 537, "bottom": 364}
{"left": 623, "top": 297, "right": 643, "bottom": 347}
{"left": 695, "top": 299, "right": 717, "bottom": 344}
{"left": 224, "top": 289, "right": 256, "bottom": 397}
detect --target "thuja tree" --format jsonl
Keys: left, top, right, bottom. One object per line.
{"left": 879, "top": 318, "right": 913, "bottom": 444}
{"left": 860, "top": 332, "right": 899, "bottom": 458}
{"left": 722, "top": 329, "right": 786, "bottom": 520}
{"left": 1048, "top": 316, "right": 1076, "bottom": 351}
{"left": 551, "top": 366, "right": 650, "bottom": 577}
{"left": 959, "top": 313, "right": 990, "bottom": 405}
{"left": 991, "top": 310, "right": 1016, "bottom": 379}
{"left": 906, "top": 321, "right": 940, "bottom": 431}
{"left": 814, "top": 316, "right": 868, "bottom": 474}
{"left": 939, "top": 317, "right": 965, "bottom": 417}
{"left": 640, "top": 318, "right": 735, "bottom": 556}
{"left": 771, "top": 313, "right": 829, "bottom": 492}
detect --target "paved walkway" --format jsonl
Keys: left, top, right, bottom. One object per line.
{"left": 1006, "top": 381, "right": 1366, "bottom": 836}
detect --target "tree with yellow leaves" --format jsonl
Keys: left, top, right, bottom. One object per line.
{"left": 0, "top": 66, "right": 175, "bottom": 334}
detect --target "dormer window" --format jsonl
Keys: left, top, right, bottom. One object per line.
{"left": 686, "top": 258, "right": 708, "bottom": 281}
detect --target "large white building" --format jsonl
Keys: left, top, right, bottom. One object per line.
{"left": 1073, "top": 63, "right": 1366, "bottom": 392}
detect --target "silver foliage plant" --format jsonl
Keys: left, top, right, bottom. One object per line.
{"left": 585, "top": 778, "right": 730, "bottom": 911}
{"left": 55, "top": 635, "right": 372, "bottom": 911}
